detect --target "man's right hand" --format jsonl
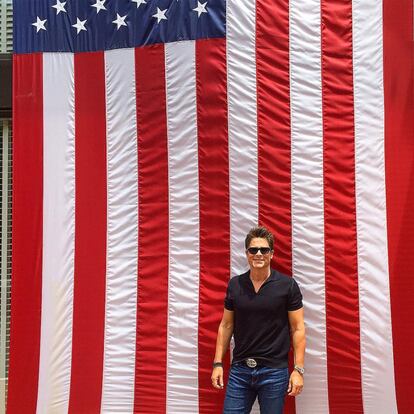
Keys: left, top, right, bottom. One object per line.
{"left": 211, "top": 367, "right": 224, "bottom": 389}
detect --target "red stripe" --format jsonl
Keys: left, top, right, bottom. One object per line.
{"left": 383, "top": 1, "right": 414, "bottom": 412}
{"left": 68, "top": 52, "right": 107, "bottom": 414}
{"left": 196, "top": 38, "right": 230, "bottom": 414}
{"left": 255, "top": 3, "right": 295, "bottom": 412}
{"left": 321, "top": 2, "right": 363, "bottom": 412}
{"left": 256, "top": 0, "right": 292, "bottom": 276}
{"left": 7, "top": 54, "right": 43, "bottom": 413}
{"left": 133, "top": 44, "right": 169, "bottom": 413}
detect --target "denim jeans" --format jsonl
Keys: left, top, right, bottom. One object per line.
{"left": 223, "top": 364, "right": 289, "bottom": 414}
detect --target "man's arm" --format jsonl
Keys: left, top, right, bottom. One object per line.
{"left": 211, "top": 309, "right": 234, "bottom": 389}
{"left": 287, "top": 307, "right": 306, "bottom": 396}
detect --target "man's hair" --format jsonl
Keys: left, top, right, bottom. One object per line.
{"left": 245, "top": 226, "right": 274, "bottom": 251}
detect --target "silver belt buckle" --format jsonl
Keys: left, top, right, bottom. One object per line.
{"left": 246, "top": 358, "right": 257, "bottom": 368}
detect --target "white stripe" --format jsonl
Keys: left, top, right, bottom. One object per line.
{"left": 227, "top": 0, "right": 258, "bottom": 276}
{"left": 352, "top": 1, "right": 398, "bottom": 412}
{"left": 101, "top": 48, "right": 138, "bottom": 414}
{"left": 290, "top": 2, "right": 329, "bottom": 413}
{"left": 37, "top": 53, "right": 75, "bottom": 414}
{"left": 165, "top": 41, "right": 200, "bottom": 414}
{"left": 227, "top": 2, "right": 259, "bottom": 411}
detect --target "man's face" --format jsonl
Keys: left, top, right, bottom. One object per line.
{"left": 246, "top": 237, "right": 273, "bottom": 270}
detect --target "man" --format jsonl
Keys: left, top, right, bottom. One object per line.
{"left": 211, "top": 226, "right": 305, "bottom": 414}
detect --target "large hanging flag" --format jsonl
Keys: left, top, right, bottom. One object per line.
{"left": 8, "top": 0, "right": 413, "bottom": 413}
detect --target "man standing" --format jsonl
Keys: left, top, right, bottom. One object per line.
{"left": 211, "top": 226, "right": 305, "bottom": 413}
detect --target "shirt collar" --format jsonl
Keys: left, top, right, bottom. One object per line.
{"left": 243, "top": 268, "right": 280, "bottom": 286}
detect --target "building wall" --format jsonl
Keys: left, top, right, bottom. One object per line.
{"left": 0, "top": 2, "right": 13, "bottom": 413}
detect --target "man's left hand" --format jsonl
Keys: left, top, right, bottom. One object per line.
{"left": 287, "top": 370, "right": 303, "bottom": 397}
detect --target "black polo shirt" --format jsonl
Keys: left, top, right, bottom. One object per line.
{"left": 224, "top": 269, "right": 303, "bottom": 368}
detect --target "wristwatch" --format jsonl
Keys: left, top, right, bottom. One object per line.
{"left": 213, "top": 362, "right": 223, "bottom": 368}
{"left": 294, "top": 365, "right": 305, "bottom": 375}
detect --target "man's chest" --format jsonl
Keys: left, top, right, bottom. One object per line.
{"left": 233, "top": 284, "right": 289, "bottom": 315}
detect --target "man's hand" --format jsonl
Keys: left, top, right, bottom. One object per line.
{"left": 287, "top": 370, "right": 303, "bottom": 396}
{"left": 211, "top": 367, "right": 224, "bottom": 389}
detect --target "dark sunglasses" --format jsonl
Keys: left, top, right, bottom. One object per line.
{"left": 247, "top": 247, "right": 272, "bottom": 255}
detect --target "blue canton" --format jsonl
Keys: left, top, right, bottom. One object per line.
{"left": 14, "top": 0, "right": 226, "bottom": 54}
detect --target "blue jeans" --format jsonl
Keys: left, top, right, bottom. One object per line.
{"left": 223, "top": 364, "right": 289, "bottom": 414}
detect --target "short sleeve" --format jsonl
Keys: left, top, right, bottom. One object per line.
{"left": 224, "top": 280, "right": 234, "bottom": 311}
{"left": 287, "top": 278, "right": 303, "bottom": 311}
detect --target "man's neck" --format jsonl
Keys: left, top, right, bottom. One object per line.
{"left": 250, "top": 267, "right": 271, "bottom": 282}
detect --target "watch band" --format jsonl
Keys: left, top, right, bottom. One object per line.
{"left": 213, "top": 362, "right": 223, "bottom": 368}
{"left": 294, "top": 365, "right": 305, "bottom": 375}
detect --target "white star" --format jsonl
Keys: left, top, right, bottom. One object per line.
{"left": 72, "top": 18, "right": 87, "bottom": 34}
{"left": 152, "top": 7, "right": 167, "bottom": 23}
{"left": 193, "top": 1, "right": 207, "bottom": 17}
{"left": 91, "top": 0, "right": 106, "bottom": 13}
{"left": 52, "top": 0, "right": 67, "bottom": 15}
{"left": 32, "top": 16, "right": 47, "bottom": 33}
{"left": 132, "top": 0, "right": 147, "bottom": 8}
{"left": 112, "top": 13, "right": 127, "bottom": 30}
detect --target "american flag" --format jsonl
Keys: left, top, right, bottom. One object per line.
{"left": 8, "top": 0, "right": 413, "bottom": 413}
